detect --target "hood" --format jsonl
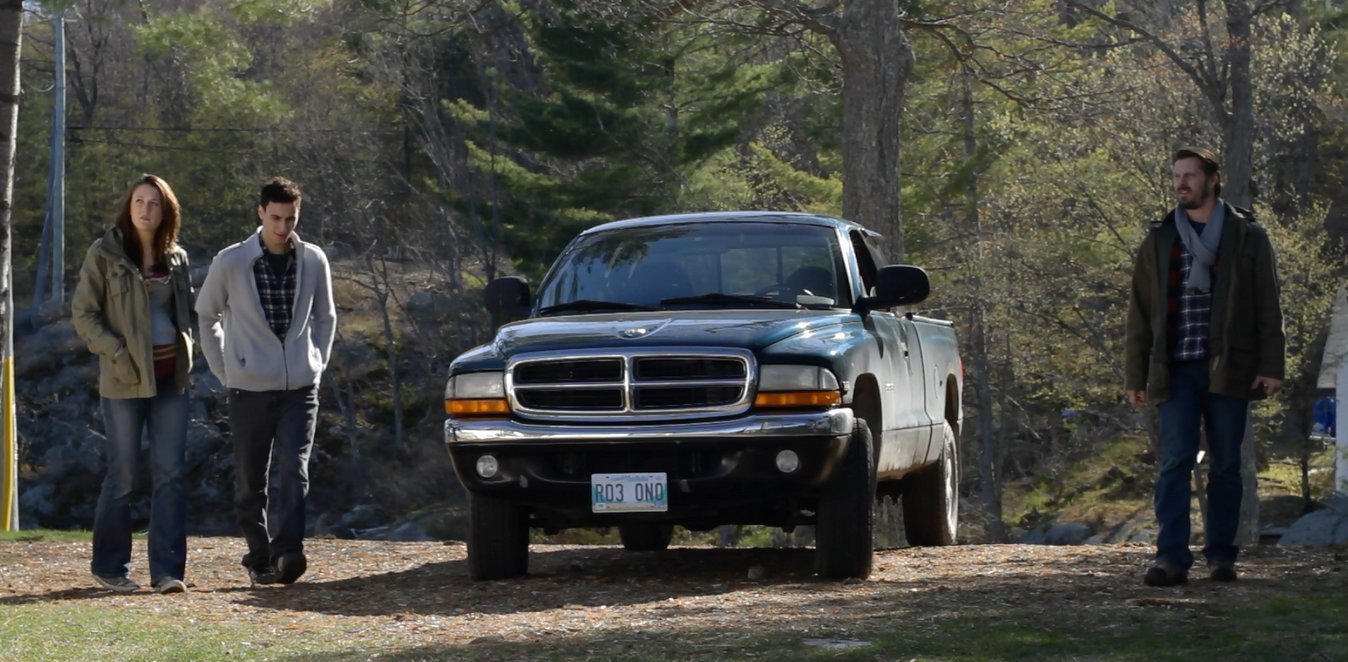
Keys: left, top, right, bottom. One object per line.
{"left": 93, "top": 227, "right": 132, "bottom": 262}
{"left": 491, "top": 311, "right": 854, "bottom": 359}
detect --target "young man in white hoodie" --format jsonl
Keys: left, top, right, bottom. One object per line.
{"left": 197, "top": 177, "right": 336, "bottom": 585}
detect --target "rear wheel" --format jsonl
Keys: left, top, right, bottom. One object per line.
{"left": 618, "top": 523, "right": 675, "bottom": 551}
{"left": 467, "top": 492, "right": 529, "bottom": 580}
{"left": 815, "top": 419, "right": 876, "bottom": 580}
{"left": 902, "top": 420, "right": 959, "bottom": 546}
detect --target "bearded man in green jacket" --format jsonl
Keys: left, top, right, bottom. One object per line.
{"left": 1124, "top": 147, "right": 1285, "bottom": 587}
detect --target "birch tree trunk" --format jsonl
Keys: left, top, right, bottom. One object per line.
{"left": 0, "top": 0, "right": 22, "bottom": 531}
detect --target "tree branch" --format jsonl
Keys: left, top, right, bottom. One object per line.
{"left": 1060, "top": 0, "right": 1216, "bottom": 105}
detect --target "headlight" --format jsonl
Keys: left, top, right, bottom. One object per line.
{"left": 446, "top": 372, "right": 505, "bottom": 399}
{"left": 444, "top": 372, "right": 509, "bottom": 416}
{"left": 755, "top": 365, "right": 841, "bottom": 408}
{"left": 758, "top": 365, "right": 840, "bottom": 391}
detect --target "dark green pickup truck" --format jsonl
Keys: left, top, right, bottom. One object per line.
{"left": 444, "top": 212, "right": 963, "bottom": 580}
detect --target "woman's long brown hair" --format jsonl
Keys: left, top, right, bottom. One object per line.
{"left": 115, "top": 174, "right": 181, "bottom": 269}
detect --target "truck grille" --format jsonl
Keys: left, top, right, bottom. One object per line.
{"left": 507, "top": 349, "right": 755, "bottom": 421}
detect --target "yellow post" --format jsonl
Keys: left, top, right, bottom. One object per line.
{"left": 1, "top": 355, "right": 14, "bottom": 531}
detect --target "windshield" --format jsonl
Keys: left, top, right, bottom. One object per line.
{"left": 535, "top": 221, "right": 849, "bottom": 314}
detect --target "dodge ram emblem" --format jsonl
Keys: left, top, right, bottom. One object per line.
{"left": 615, "top": 320, "right": 669, "bottom": 339}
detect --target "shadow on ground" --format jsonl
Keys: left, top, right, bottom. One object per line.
{"left": 234, "top": 546, "right": 819, "bottom": 617}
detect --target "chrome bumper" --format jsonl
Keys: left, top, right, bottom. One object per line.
{"left": 445, "top": 408, "right": 854, "bottom": 444}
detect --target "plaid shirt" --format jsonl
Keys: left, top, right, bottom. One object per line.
{"left": 1167, "top": 242, "right": 1214, "bottom": 361}
{"left": 252, "top": 236, "right": 297, "bottom": 339}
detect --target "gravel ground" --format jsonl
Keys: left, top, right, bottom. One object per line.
{"left": 2, "top": 537, "right": 1345, "bottom": 653}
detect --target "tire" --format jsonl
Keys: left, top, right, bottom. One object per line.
{"left": 902, "top": 420, "right": 959, "bottom": 546}
{"left": 467, "top": 492, "right": 529, "bottom": 580}
{"left": 815, "top": 419, "right": 876, "bottom": 580}
{"left": 618, "top": 523, "right": 674, "bottom": 551}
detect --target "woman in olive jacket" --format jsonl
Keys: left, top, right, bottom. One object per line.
{"left": 71, "top": 175, "right": 195, "bottom": 594}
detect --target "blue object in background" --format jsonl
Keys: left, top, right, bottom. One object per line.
{"left": 1312, "top": 396, "right": 1336, "bottom": 439}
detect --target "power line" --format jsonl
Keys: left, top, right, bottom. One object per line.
{"left": 69, "top": 138, "right": 260, "bottom": 156}
{"left": 70, "top": 125, "right": 402, "bottom": 135}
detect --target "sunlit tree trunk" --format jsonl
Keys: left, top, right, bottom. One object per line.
{"left": 1222, "top": 0, "right": 1260, "bottom": 546}
{"left": 835, "top": 1, "right": 915, "bottom": 261}
{"left": 0, "top": 0, "right": 23, "bottom": 531}
{"left": 959, "top": 73, "right": 1005, "bottom": 542}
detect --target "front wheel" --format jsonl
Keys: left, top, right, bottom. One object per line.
{"left": 618, "top": 523, "right": 674, "bottom": 551}
{"left": 815, "top": 419, "right": 876, "bottom": 580}
{"left": 467, "top": 492, "right": 530, "bottom": 580}
{"left": 902, "top": 420, "right": 959, "bottom": 546}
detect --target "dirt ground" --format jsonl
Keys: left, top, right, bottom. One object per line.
{"left": 1, "top": 537, "right": 1345, "bottom": 654}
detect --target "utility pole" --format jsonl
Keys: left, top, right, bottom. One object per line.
{"left": 33, "top": 9, "right": 64, "bottom": 307}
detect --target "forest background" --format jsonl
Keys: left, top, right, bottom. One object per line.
{"left": 7, "top": 0, "right": 1348, "bottom": 542}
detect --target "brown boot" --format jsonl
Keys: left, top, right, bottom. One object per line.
{"left": 1143, "top": 562, "right": 1188, "bottom": 587}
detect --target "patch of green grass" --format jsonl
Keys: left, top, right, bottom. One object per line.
{"left": 460, "top": 271, "right": 487, "bottom": 290}
{"left": 0, "top": 529, "right": 95, "bottom": 543}
{"left": 0, "top": 603, "right": 368, "bottom": 660}
{"left": 734, "top": 525, "right": 789, "bottom": 548}
{"left": 1002, "top": 434, "right": 1153, "bottom": 531}
{"left": 1260, "top": 448, "right": 1336, "bottom": 498}
{"left": 536, "top": 526, "right": 620, "bottom": 545}
{"left": 1001, "top": 436, "right": 1340, "bottom": 537}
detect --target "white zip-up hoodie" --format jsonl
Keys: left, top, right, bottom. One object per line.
{"left": 196, "top": 227, "right": 336, "bottom": 392}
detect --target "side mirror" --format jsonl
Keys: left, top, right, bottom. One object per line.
{"left": 855, "top": 265, "right": 930, "bottom": 312}
{"left": 484, "top": 276, "right": 531, "bottom": 326}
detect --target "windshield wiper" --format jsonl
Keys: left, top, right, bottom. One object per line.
{"left": 659, "top": 293, "right": 801, "bottom": 309}
{"left": 538, "top": 299, "right": 658, "bottom": 315}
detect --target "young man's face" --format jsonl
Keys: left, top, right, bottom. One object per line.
{"left": 258, "top": 201, "right": 299, "bottom": 253}
{"left": 1172, "top": 157, "right": 1217, "bottom": 210}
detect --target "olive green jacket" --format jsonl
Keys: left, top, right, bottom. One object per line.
{"left": 1124, "top": 203, "right": 1285, "bottom": 403}
{"left": 71, "top": 228, "right": 195, "bottom": 399}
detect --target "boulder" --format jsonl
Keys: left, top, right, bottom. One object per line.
{"left": 389, "top": 521, "right": 434, "bottom": 541}
{"left": 1016, "top": 520, "right": 1094, "bottom": 545}
{"left": 1279, "top": 493, "right": 1348, "bottom": 546}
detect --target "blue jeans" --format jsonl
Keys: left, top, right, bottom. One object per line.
{"left": 229, "top": 386, "right": 318, "bottom": 570}
{"left": 91, "top": 389, "right": 189, "bottom": 583}
{"left": 1154, "top": 360, "right": 1249, "bottom": 571}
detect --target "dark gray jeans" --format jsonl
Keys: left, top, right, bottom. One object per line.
{"left": 229, "top": 385, "right": 319, "bottom": 570}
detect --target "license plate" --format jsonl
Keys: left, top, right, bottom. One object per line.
{"left": 591, "top": 472, "right": 668, "bottom": 513}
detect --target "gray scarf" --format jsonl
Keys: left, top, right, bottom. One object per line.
{"left": 1174, "top": 201, "right": 1225, "bottom": 293}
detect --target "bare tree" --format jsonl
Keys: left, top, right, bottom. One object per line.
{"left": 336, "top": 245, "right": 409, "bottom": 453}
{"left": 1060, "top": 0, "right": 1290, "bottom": 208}
{"left": 628, "top": 1, "right": 916, "bottom": 258}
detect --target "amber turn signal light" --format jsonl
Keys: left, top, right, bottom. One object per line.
{"left": 754, "top": 391, "right": 841, "bottom": 408}
{"left": 446, "top": 398, "right": 511, "bottom": 416}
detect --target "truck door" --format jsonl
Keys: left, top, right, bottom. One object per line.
{"left": 852, "top": 231, "right": 928, "bottom": 476}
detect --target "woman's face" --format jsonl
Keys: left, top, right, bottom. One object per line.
{"left": 129, "top": 183, "right": 164, "bottom": 236}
